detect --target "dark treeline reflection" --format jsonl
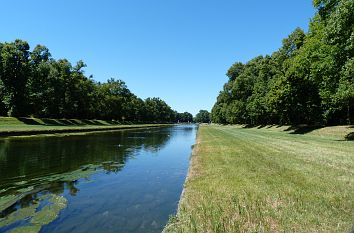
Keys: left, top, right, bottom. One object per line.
{"left": 0, "top": 128, "right": 171, "bottom": 190}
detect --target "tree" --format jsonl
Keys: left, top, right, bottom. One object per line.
{"left": 28, "top": 45, "right": 52, "bottom": 116}
{"left": 144, "top": 97, "right": 175, "bottom": 123}
{"left": 226, "top": 62, "right": 244, "bottom": 81}
{"left": 0, "top": 39, "right": 31, "bottom": 116}
{"left": 212, "top": 1, "right": 354, "bottom": 126}
{"left": 95, "top": 78, "right": 132, "bottom": 120}
{"left": 177, "top": 112, "right": 193, "bottom": 123}
{"left": 195, "top": 110, "right": 210, "bottom": 123}
{"left": 0, "top": 42, "right": 7, "bottom": 115}
{"left": 335, "top": 58, "right": 354, "bottom": 124}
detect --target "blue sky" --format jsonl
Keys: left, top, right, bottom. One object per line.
{"left": 1, "top": 1, "right": 315, "bottom": 115}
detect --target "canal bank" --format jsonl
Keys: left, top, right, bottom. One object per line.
{"left": 164, "top": 124, "right": 354, "bottom": 232}
{"left": 0, "top": 117, "right": 174, "bottom": 137}
{"left": 0, "top": 124, "right": 172, "bottom": 137}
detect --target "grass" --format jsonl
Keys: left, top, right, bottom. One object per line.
{"left": 0, "top": 117, "right": 170, "bottom": 136}
{"left": 164, "top": 125, "right": 354, "bottom": 233}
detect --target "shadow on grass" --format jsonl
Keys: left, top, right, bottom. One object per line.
{"left": 288, "top": 125, "right": 324, "bottom": 134}
{"left": 81, "top": 119, "right": 105, "bottom": 125}
{"left": 41, "top": 118, "right": 68, "bottom": 126}
{"left": 17, "top": 117, "right": 43, "bottom": 125}
{"left": 242, "top": 124, "right": 268, "bottom": 129}
{"left": 243, "top": 124, "right": 281, "bottom": 129}
{"left": 16, "top": 118, "right": 118, "bottom": 126}
{"left": 345, "top": 132, "right": 354, "bottom": 141}
{"left": 242, "top": 124, "right": 256, "bottom": 128}
{"left": 242, "top": 124, "right": 325, "bottom": 135}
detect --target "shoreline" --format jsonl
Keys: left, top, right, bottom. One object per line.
{"left": 0, "top": 124, "right": 173, "bottom": 137}
{"left": 163, "top": 124, "right": 354, "bottom": 232}
{"left": 163, "top": 127, "right": 200, "bottom": 232}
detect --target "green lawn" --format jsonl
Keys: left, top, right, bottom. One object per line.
{"left": 165, "top": 125, "right": 354, "bottom": 233}
{"left": 0, "top": 117, "right": 169, "bottom": 136}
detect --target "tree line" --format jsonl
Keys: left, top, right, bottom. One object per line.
{"left": 212, "top": 0, "right": 354, "bottom": 125}
{"left": 0, "top": 40, "right": 193, "bottom": 123}
{"left": 194, "top": 110, "right": 210, "bottom": 123}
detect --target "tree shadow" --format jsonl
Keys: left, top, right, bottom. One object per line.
{"left": 17, "top": 117, "right": 43, "bottom": 125}
{"left": 242, "top": 124, "right": 256, "bottom": 128}
{"left": 266, "top": 125, "right": 276, "bottom": 128}
{"left": 41, "top": 118, "right": 67, "bottom": 126}
{"left": 16, "top": 117, "right": 119, "bottom": 126}
{"left": 241, "top": 123, "right": 325, "bottom": 135}
{"left": 287, "top": 125, "right": 324, "bottom": 134}
{"left": 81, "top": 119, "right": 105, "bottom": 125}
{"left": 242, "top": 124, "right": 282, "bottom": 129}
{"left": 105, "top": 120, "right": 119, "bottom": 125}
{"left": 345, "top": 132, "right": 354, "bottom": 141}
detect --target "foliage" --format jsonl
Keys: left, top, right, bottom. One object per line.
{"left": 0, "top": 40, "right": 30, "bottom": 116}
{"left": 176, "top": 112, "right": 193, "bottom": 123}
{"left": 194, "top": 110, "right": 210, "bottom": 123}
{"left": 212, "top": 0, "right": 354, "bottom": 125}
{"left": 0, "top": 40, "right": 192, "bottom": 123}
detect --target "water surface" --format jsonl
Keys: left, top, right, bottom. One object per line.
{"left": 0, "top": 125, "right": 196, "bottom": 233}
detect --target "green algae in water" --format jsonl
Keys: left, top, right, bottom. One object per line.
{"left": 14, "top": 181, "right": 27, "bottom": 186}
{"left": 0, "top": 164, "right": 97, "bottom": 231}
{"left": 0, "top": 189, "right": 7, "bottom": 194}
{"left": 7, "top": 225, "right": 41, "bottom": 233}
{"left": 38, "top": 164, "right": 99, "bottom": 183}
{"left": 0, "top": 202, "right": 39, "bottom": 227}
{"left": 1, "top": 163, "right": 115, "bottom": 231}
{"left": 31, "top": 195, "right": 67, "bottom": 225}
{"left": 0, "top": 164, "right": 99, "bottom": 213}
{"left": 0, "top": 195, "right": 18, "bottom": 213}
{"left": 17, "top": 186, "right": 34, "bottom": 193}
{"left": 0, "top": 194, "right": 67, "bottom": 233}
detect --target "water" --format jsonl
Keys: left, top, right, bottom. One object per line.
{"left": 0, "top": 125, "right": 197, "bottom": 233}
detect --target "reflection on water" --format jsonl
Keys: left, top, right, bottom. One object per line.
{"left": 0, "top": 125, "right": 197, "bottom": 233}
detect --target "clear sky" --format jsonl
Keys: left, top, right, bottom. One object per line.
{"left": 1, "top": 1, "right": 315, "bottom": 115}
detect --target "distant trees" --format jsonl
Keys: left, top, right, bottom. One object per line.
{"left": 176, "top": 112, "right": 193, "bottom": 123}
{"left": 212, "top": 0, "right": 354, "bottom": 125}
{"left": 144, "top": 97, "right": 176, "bottom": 123}
{"left": 0, "top": 39, "right": 185, "bottom": 123}
{"left": 195, "top": 110, "right": 210, "bottom": 123}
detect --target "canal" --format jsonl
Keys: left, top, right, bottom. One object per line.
{"left": 0, "top": 125, "right": 197, "bottom": 233}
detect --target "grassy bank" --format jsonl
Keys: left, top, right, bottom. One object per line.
{"left": 0, "top": 117, "right": 171, "bottom": 136}
{"left": 165, "top": 125, "right": 354, "bottom": 232}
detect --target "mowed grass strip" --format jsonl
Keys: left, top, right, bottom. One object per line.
{"left": 165, "top": 125, "right": 354, "bottom": 233}
{"left": 0, "top": 117, "right": 171, "bottom": 136}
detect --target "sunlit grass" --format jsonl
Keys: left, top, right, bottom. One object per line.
{"left": 165, "top": 125, "right": 354, "bottom": 233}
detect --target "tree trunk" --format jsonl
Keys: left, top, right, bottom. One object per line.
{"left": 347, "top": 102, "right": 351, "bottom": 125}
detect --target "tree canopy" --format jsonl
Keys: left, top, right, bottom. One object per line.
{"left": 212, "top": 0, "right": 354, "bottom": 125}
{"left": 195, "top": 110, "right": 210, "bottom": 123}
{"left": 176, "top": 112, "right": 194, "bottom": 123}
{"left": 0, "top": 40, "right": 192, "bottom": 123}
